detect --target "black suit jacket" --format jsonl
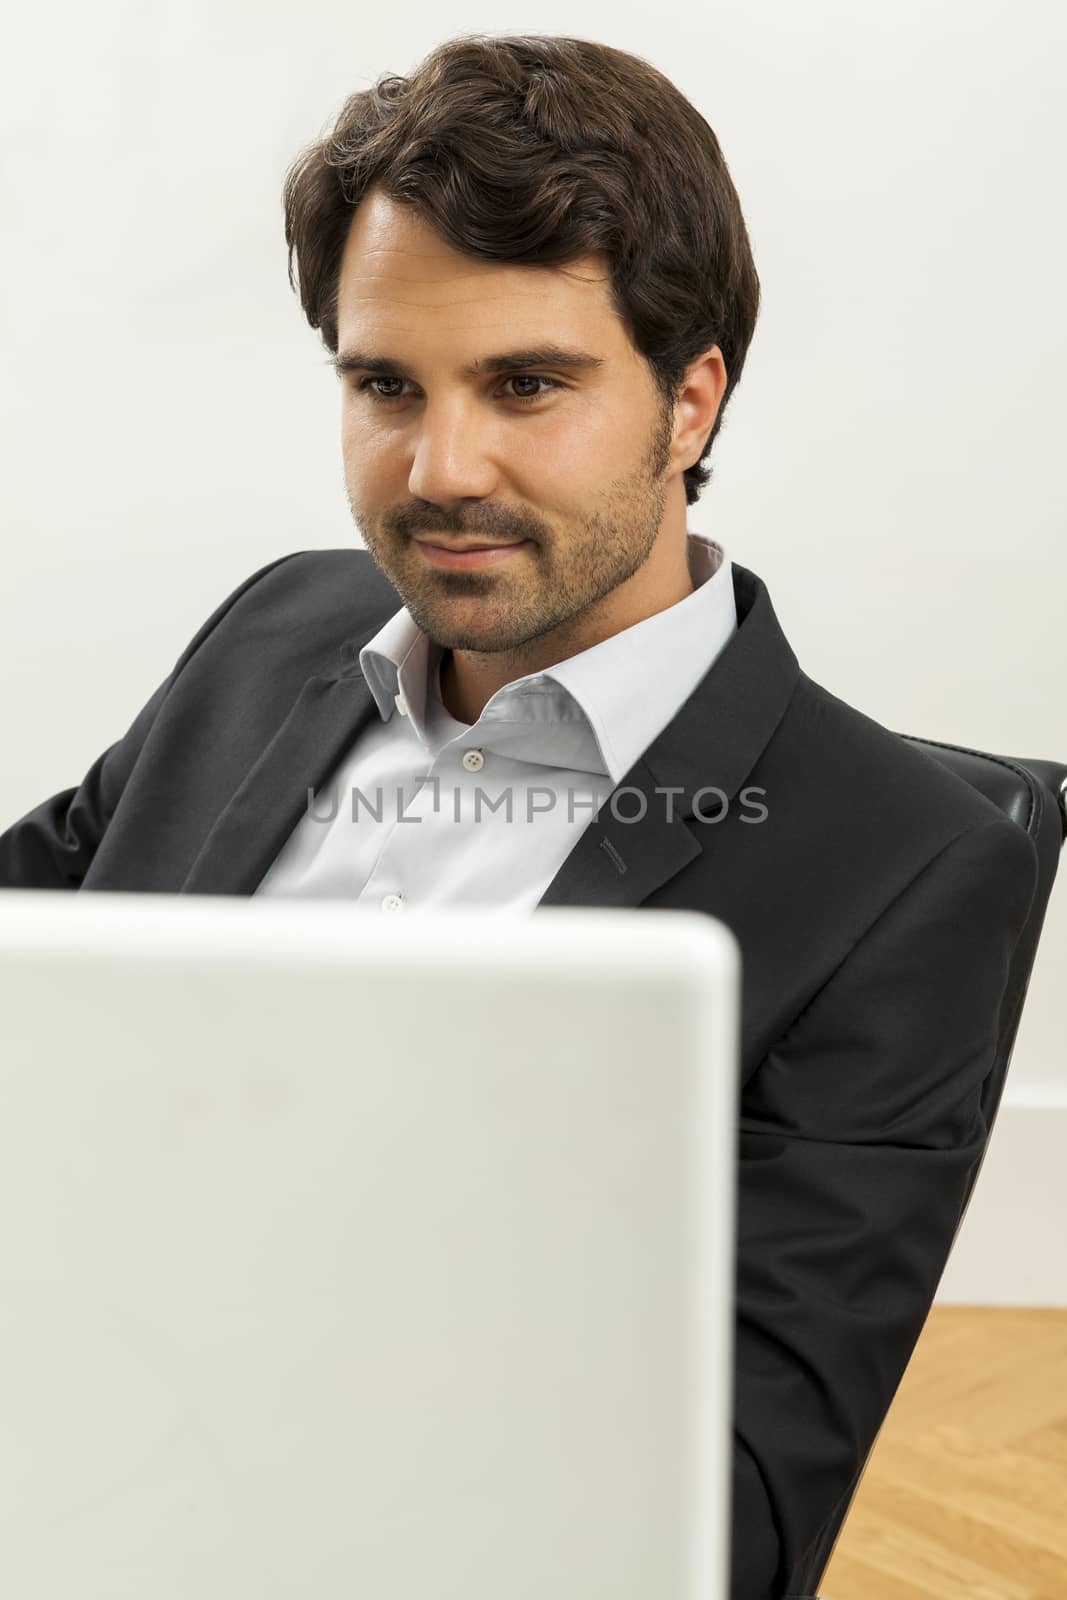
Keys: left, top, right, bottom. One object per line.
{"left": 0, "top": 550, "right": 1039, "bottom": 1598}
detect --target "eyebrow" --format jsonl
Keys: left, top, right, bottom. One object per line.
{"left": 327, "top": 344, "right": 606, "bottom": 381}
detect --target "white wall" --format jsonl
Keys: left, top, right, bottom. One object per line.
{"left": 2, "top": 2, "right": 1064, "bottom": 1109}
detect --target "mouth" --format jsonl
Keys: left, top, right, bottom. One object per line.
{"left": 414, "top": 538, "right": 531, "bottom": 571}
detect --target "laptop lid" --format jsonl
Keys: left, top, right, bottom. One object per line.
{"left": 0, "top": 891, "right": 739, "bottom": 1600}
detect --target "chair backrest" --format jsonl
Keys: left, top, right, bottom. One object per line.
{"left": 792, "top": 737, "right": 1067, "bottom": 1599}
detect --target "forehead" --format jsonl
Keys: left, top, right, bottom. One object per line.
{"left": 336, "top": 188, "right": 620, "bottom": 342}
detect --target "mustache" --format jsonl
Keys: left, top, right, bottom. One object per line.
{"left": 396, "top": 512, "right": 540, "bottom": 542}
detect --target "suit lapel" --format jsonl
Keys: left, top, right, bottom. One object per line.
{"left": 180, "top": 562, "right": 800, "bottom": 907}
{"left": 537, "top": 562, "right": 801, "bottom": 908}
{"left": 179, "top": 665, "right": 382, "bottom": 895}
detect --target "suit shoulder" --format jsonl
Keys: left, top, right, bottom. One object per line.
{"left": 169, "top": 547, "right": 403, "bottom": 689}
{"left": 250, "top": 546, "right": 402, "bottom": 617}
{"left": 784, "top": 671, "right": 1026, "bottom": 839}
{"left": 213, "top": 546, "right": 405, "bottom": 644}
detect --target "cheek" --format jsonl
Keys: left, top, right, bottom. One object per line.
{"left": 341, "top": 424, "right": 399, "bottom": 493}
{"left": 507, "top": 420, "right": 593, "bottom": 488}
{"left": 544, "top": 406, "right": 615, "bottom": 474}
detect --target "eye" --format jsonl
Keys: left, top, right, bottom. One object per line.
{"left": 501, "top": 375, "right": 560, "bottom": 405}
{"left": 356, "top": 374, "right": 561, "bottom": 407}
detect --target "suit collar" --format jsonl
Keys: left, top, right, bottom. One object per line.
{"left": 180, "top": 561, "right": 800, "bottom": 906}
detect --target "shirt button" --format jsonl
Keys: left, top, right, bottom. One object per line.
{"left": 394, "top": 693, "right": 409, "bottom": 717}
{"left": 381, "top": 894, "right": 404, "bottom": 912}
{"left": 462, "top": 748, "right": 485, "bottom": 771}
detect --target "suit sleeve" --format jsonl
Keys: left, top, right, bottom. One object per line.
{"left": 0, "top": 552, "right": 301, "bottom": 890}
{"left": 728, "top": 814, "right": 1039, "bottom": 1599}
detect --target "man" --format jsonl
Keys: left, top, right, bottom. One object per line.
{"left": 0, "top": 33, "right": 1038, "bottom": 1598}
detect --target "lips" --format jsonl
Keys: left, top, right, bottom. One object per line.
{"left": 415, "top": 539, "right": 530, "bottom": 571}
{"left": 416, "top": 539, "right": 523, "bottom": 552}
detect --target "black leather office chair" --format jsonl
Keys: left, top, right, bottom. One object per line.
{"left": 793, "top": 737, "right": 1067, "bottom": 1600}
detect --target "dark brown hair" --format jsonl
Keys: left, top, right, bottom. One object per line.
{"left": 283, "top": 32, "right": 760, "bottom": 505}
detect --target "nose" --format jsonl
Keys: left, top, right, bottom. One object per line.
{"left": 406, "top": 401, "right": 501, "bottom": 506}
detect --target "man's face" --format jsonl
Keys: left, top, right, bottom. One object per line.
{"left": 334, "top": 187, "right": 687, "bottom": 660}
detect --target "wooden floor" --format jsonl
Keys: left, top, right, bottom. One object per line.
{"left": 820, "top": 1307, "right": 1067, "bottom": 1599}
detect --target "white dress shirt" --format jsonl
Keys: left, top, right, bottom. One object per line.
{"left": 254, "top": 530, "right": 736, "bottom": 912}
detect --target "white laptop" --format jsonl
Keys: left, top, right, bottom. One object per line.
{"left": 0, "top": 890, "right": 740, "bottom": 1600}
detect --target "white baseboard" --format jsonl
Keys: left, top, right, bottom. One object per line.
{"left": 935, "top": 1091, "right": 1067, "bottom": 1307}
